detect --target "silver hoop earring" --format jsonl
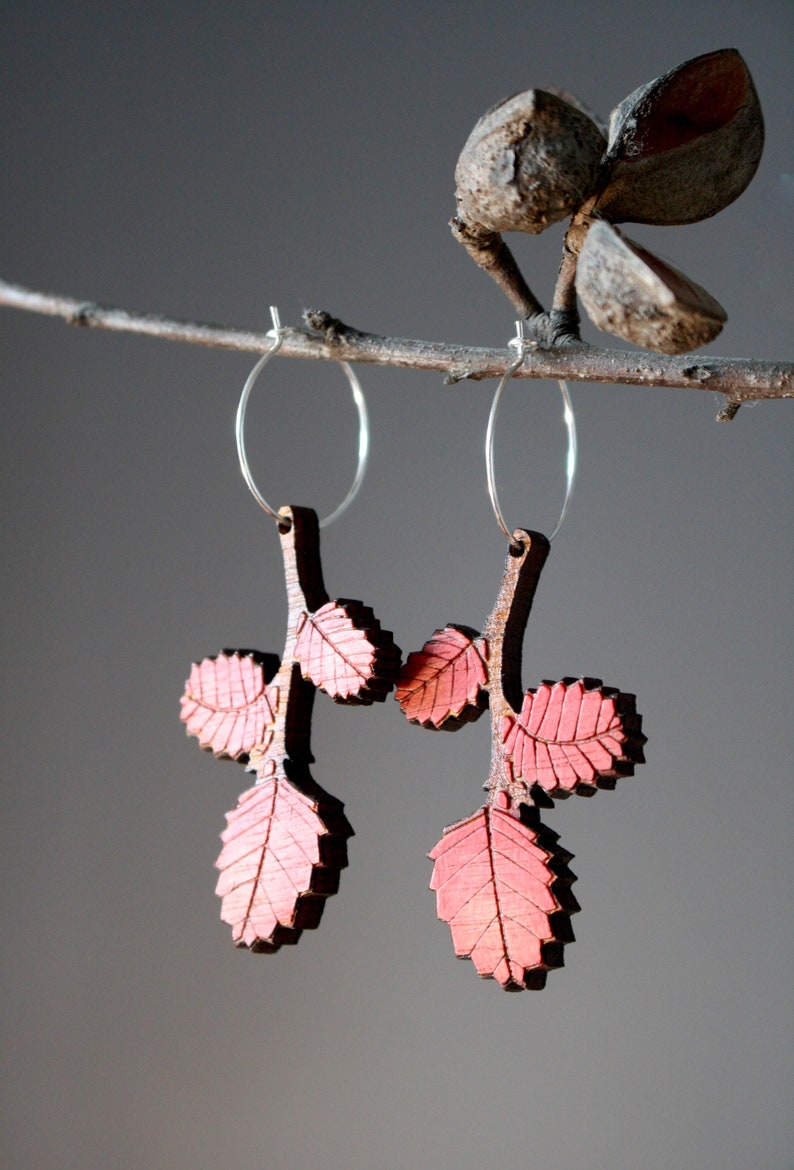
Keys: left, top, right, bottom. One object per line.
{"left": 485, "top": 319, "right": 577, "bottom": 545}
{"left": 235, "top": 306, "right": 370, "bottom": 529}
{"left": 394, "top": 324, "right": 645, "bottom": 991}
{"left": 180, "top": 307, "right": 400, "bottom": 955}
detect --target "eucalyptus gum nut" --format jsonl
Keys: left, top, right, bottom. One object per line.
{"left": 594, "top": 49, "right": 764, "bottom": 226}
{"left": 575, "top": 221, "right": 727, "bottom": 354}
{"left": 454, "top": 89, "right": 606, "bottom": 235}
{"left": 542, "top": 86, "right": 608, "bottom": 139}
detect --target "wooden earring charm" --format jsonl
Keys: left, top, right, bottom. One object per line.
{"left": 395, "top": 334, "right": 646, "bottom": 990}
{"left": 180, "top": 314, "right": 400, "bottom": 952}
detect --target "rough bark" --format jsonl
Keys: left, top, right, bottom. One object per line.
{"left": 1, "top": 277, "right": 791, "bottom": 420}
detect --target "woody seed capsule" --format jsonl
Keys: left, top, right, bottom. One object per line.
{"left": 594, "top": 49, "right": 764, "bottom": 226}
{"left": 454, "top": 89, "right": 606, "bottom": 235}
{"left": 576, "top": 220, "right": 727, "bottom": 354}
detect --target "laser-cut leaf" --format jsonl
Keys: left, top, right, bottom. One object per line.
{"left": 294, "top": 599, "right": 400, "bottom": 704}
{"left": 215, "top": 771, "right": 353, "bottom": 952}
{"left": 502, "top": 678, "right": 645, "bottom": 798}
{"left": 429, "top": 801, "right": 578, "bottom": 990}
{"left": 182, "top": 508, "right": 403, "bottom": 958}
{"left": 395, "top": 625, "right": 489, "bottom": 730}
{"left": 180, "top": 652, "right": 279, "bottom": 761}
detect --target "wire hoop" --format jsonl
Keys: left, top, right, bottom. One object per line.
{"left": 236, "top": 307, "right": 370, "bottom": 529}
{"left": 485, "top": 320, "right": 577, "bottom": 544}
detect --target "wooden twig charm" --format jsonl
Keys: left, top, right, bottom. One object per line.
{"left": 396, "top": 530, "right": 646, "bottom": 989}
{"left": 181, "top": 505, "right": 401, "bottom": 952}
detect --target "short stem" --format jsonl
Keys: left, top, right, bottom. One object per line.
{"left": 550, "top": 215, "right": 597, "bottom": 343}
{"left": 450, "top": 218, "right": 545, "bottom": 318}
{"left": 481, "top": 532, "right": 550, "bottom": 797}
{"left": 552, "top": 243, "right": 579, "bottom": 319}
{"left": 277, "top": 506, "right": 329, "bottom": 627}
{"left": 260, "top": 506, "right": 329, "bottom": 771}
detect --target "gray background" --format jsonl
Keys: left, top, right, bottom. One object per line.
{"left": 1, "top": 3, "right": 792, "bottom": 1168}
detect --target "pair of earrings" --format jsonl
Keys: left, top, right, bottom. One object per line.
{"left": 179, "top": 313, "right": 646, "bottom": 990}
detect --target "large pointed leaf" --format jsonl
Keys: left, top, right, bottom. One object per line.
{"left": 180, "top": 652, "right": 279, "bottom": 761}
{"left": 429, "top": 801, "right": 578, "bottom": 990}
{"left": 395, "top": 625, "right": 488, "bottom": 730}
{"left": 293, "top": 600, "right": 400, "bottom": 704}
{"left": 502, "top": 678, "right": 645, "bottom": 798}
{"left": 215, "top": 772, "right": 353, "bottom": 952}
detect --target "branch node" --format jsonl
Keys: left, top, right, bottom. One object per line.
{"left": 717, "top": 397, "right": 742, "bottom": 422}
{"left": 546, "top": 309, "right": 588, "bottom": 350}
{"left": 682, "top": 364, "right": 713, "bottom": 384}
{"left": 443, "top": 367, "right": 473, "bottom": 385}
{"left": 70, "top": 302, "right": 98, "bottom": 327}
{"left": 303, "top": 309, "right": 349, "bottom": 345}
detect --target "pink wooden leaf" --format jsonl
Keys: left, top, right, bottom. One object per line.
{"left": 215, "top": 772, "right": 353, "bottom": 952}
{"left": 395, "top": 625, "right": 488, "bottom": 730}
{"left": 293, "top": 600, "right": 400, "bottom": 704}
{"left": 429, "top": 800, "right": 577, "bottom": 990}
{"left": 180, "top": 653, "right": 278, "bottom": 761}
{"left": 502, "top": 678, "right": 645, "bottom": 798}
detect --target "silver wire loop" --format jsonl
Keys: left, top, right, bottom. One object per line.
{"left": 236, "top": 306, "right": 370, "bottom": 529}
{"left": 485, "top": 320, "right": 578, "bottom": 544}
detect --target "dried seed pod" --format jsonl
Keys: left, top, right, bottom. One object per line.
{"left": 542, "top": 86, "right": 608, "bottom": 139}
{"left": 575, "top": 220, "right": 727, "bottom": 354}
{"left": 455, "top": 89, "right": 606, "bottom": 234}
{"left": 595, "top": 49, "right": 764, "bottom": 225}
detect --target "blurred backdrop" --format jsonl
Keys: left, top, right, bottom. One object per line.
{"left": 1, "top": 4, "right": 792, "bottom": 1168}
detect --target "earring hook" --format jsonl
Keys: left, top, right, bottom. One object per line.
{"left": 485, "top": 320, "right": 578, "bottom": 544}
{"left": 235, "top": 306, "right": 370, "bottom": 529}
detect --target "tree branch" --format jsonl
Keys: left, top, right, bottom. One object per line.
{"left": 1, "top": 276, "right": 791, "bottom": 420}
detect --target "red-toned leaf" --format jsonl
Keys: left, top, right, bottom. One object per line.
{"left": 215, "top": 772, "right": 353, "bottom": 952}
{"left": 395, "top": 625, "right": 488, "bottom": 730}
{"left": 502, "top": 678, "right": 645, "bottom": 798}
{"left": 293, "top": 600, "right": 400, "bottom": 704}
{"left": 429, "top": 800, "right": 577, "bottom": 990}
{"left": 180, "top": 653, "right": 278, "bottom": 761}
